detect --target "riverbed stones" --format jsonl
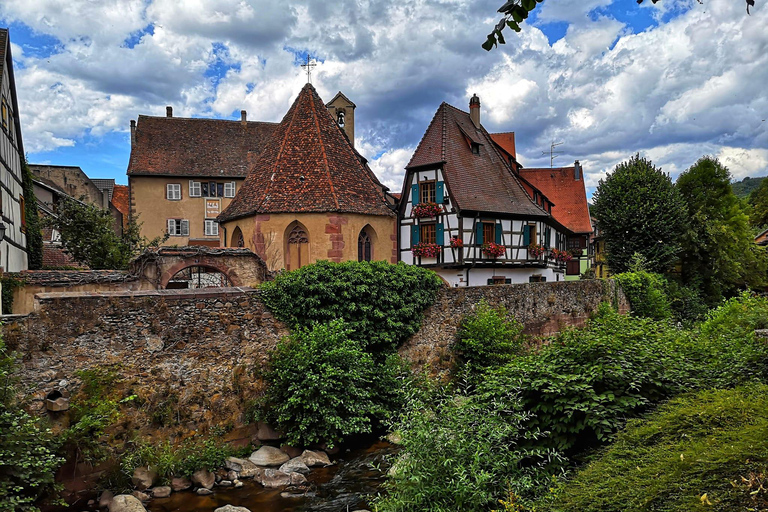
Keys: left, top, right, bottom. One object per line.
{"left": 259, "top": 468, "right": 291, "bottom": 488}
{"left": 171, "top": 476, "right": 192, "bottom": 491}
{"left": 151, "top": 486, "right": 171, "bottom": 498}
{"left": 289, "top": 472, "right": 307, "bottom": 485}
{"left": 218, "top": 480, "right": 233, "bottom": 487}
{"left": 279, "top": 458, "right": 310, "bottom": 474}
{"left": 225, "top": 456, "right": 261, "bottom": 478}
{"left": 300, "top": 450, "right": 331, "bottom": 467}
{"left": 108, "top": 495, "right": 147, "bottom": 512}
{"left": 99, "top": 490, "right": 114, "bottom": 508}
{"left": 131, "top": 467, "right": 157, "bottom": 491}
{"left": 191, "top": 469, "right": 215, "bottom": 489}
{"left": 196, "top": 488, "right": 213, "bottom": 495}
{"left": 249, "top": 445, "right": 289, "bottom": 466}
{"left": 131, "top": 491, "right": 150, "bottom": 502}
{"left": 214, "top": 506, "right": 252, "bottom": 512}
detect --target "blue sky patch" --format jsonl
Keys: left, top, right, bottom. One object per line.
{"left": 2, "top": 20, "right": 60, "bottom": 60}
{"left": 123, "top": 24, "right": 154, "bottom": 49}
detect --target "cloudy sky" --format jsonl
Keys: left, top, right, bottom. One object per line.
{"left": 2, "top": 0, "right": 766, "bottom": 197}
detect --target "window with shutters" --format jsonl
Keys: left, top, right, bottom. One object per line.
{"left": 483, "top": 222, "right": 495, "bottom": 246}
{"left": 420, "top": 223, "right": 436, "bottom": 244}
{"left": 204, "top": 219, "right": 219, "bottom": 237}
{"left": 420, "top": 181, "right": 436, "bottom": 204}
{"left": 189, "top": 181, "right": 201, "bottom": 197}
{"left": 224, "top": 182, "right": 236, "bottom": 198}
{"left": 166, "top": 183, "right": 181, "bottom": 200}
{"left": 528, "top": 224, "right": 537, "bottom": 244}
{"left": 167, "top": 219, "right": 189, "bottom": 236}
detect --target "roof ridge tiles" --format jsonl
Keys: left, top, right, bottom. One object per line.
{"left": 310, "top": 88, "right": 340, "bottom": 210}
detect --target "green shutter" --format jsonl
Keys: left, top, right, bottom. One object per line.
{"left": 411, "top": 224, "right": 420, "bottom": 245}
{"left": 544, "top": 227, "right": 551, "bottom": 249}
{"left": 436, "top": 181, "right": 445, "bottom": 203}
{"left": 476, "top": 222, "right": 484, "bottom": 245}
{"left": 523, "top": 225, "right": 531, "bottom": 246}
{"left": 411, "top": 184, "right": 419, "bottom": 205}
{"left": 495, "top": 222, "right": 502, "bottom": 244}
{"left": 436, "top": 223, "right": 444, "bottom": 245}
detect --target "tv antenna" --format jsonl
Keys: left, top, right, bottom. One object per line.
{"left": 541, "top": 141, "right": 564, "bottom": 168}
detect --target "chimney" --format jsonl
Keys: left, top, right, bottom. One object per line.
{"left": 130, "top": 119, "right": 136, "bottom": 146}
{"left": 574, "top": 160, "right": 582, "bottom": 180}
{"left": 469, "top": 94, "right": 481, "bottom": 128}
{"left": 166, "top": 106, "right": 173, "bottom": 118}
{"left": 241, "top": 110, "right": 247, "bottom": 125}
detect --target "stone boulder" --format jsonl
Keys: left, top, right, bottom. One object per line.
{"left": 249, "top": 446, "right": 289, "bottom": 467}
{"left": 131, "top": 491, "right": 150, "bottom": 502}
{"left": 171, "top": 476, "right": 192, "bottom": 491}
{"left": 279, "top": 458, "right": 310, "bottom": 474}
{"left": 151, "top": 486, "right": 171, "bottom": 498}
{"left": 214, "top": 506, "right": 252, "bottom": 512}
{"left": 98, "top": 490, "right": 114, "bottom": 508}
{"left": 197, "top": 488, "right": 213, "bottom": 495}
{"left": 108, "top": 495, "right": 147, "bottom": 512}
{"left": 300, "top": 450, "right": 331, "bottom": 467}
{"left": 259, "top": 469, "right": 291, "bottom": 488}
{"left": 131, "top": 467, "right": 157, "bottom": 491}
{"left": 289, "top": 472, "right": 308, "bottom": 485}
{"left": 225, "top": 457, "right": 261, "bottom": 478}
{"left": 191, "top": 469, "right": 215, "bottom": 489}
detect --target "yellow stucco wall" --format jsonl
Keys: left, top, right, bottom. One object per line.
{"left": 130, "top": 176, "right": 244, "bottom": 244}
{"left": 220, "top": 212, "right": 397, "bottom": 270}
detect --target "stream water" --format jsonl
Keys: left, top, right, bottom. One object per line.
{"left": 145, "top": 440, "right": 396, "bottom": 512}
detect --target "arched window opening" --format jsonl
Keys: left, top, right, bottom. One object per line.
{"left": 286, "top": 223, "right": 310, "bottom": 270}
{"left": 166, "top": 266, "right": 231, "bottom": 289}
{"left": 231, "top": 226, "right": 245, "bottom": 248}
{"left": 337, "top": 111, "right": 345, "bottom": 128}
{"left": 358, "top": 230, "right": 372, "bottom": 262}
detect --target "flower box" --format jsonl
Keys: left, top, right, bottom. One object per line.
{"left": 550, "top": 248, "right": 572, "bottom": 262}
{"left": 412, "top": 202, "right": 442, "bottom": 218}
{"left": 482, "top": 242, "right": 506, "bottom": 258}
{"left": 412, "top": 242, "right": 441, "bottom": 258}
{"left": 450, "top": 236, "right": 464, "bottom": 249}
{"left": 528, "top": 243, "right": 545, "bottom": 258}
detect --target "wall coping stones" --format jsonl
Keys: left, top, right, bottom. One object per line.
{"left": 34, "top": 286, "right": 258, "bottom": 303}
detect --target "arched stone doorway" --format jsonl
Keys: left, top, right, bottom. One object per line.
{"left": 285, "top": 222, "right": 310, "bottom": 271}
{"left": 358, "top": 225, "right": 377, "bottom": 262}
{"left": 166, "top": 265, "right": 232, "bottom": 289}
{"left": 231, "top": 226, "right": 245, "bottom": 248}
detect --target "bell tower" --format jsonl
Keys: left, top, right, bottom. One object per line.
{"left": 325, "top": 91, "right": 356, "bottom": 147}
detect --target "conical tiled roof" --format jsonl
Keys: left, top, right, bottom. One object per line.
{"left": 219, "top": 84, "right": 394, "bottom": 222}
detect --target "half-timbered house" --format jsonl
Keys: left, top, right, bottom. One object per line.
{"left": 398, "top": 95, "right": 572, "bottom": 286}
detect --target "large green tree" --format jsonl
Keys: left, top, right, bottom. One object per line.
{"left": 748, "top": 175, "right": 768, "bottom": 228}
{"left": 591, "top": 154, "right": 687, "bottom": 274}
{"left": 46, "top": 198, "right": 164, "bottom": 270}
{"left": 676, "top": 156, "right": 767, "bottom": 303}
{"left": 21, "top": 159, "right": 43, "bottom": 270}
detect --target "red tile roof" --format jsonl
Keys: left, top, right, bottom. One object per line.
{"left": 490, "top": 132, "right": 516, "bottom": 159}
{"left": 42, "top": 245, "right": 88, "bottom": 270}
{"left": 219, "top": 84, "right": 395, "bottom": 221}
{"left": 127, "top": 116, "right": 277, "bottom": 178}
{"left": 406, "top": 103, "right": 547, "bottom": 218}
{"left": 111, "top": 185, "right": 129, "bottom": 228}
{"left": 518, "top": 166, "right": 593, "bottom": 234}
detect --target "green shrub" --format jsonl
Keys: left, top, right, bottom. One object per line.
{"left": 260, "top": 261, "right": 443, "bottom": 351}
{"left": 613, "top": 271, "right": 672, "bottom": 320}
{"left": 373, "top": 383, "right": 561, "bottom": 512}
{"left": 0, "top": 340, "right": 63, "bottom": 511}
{"left": 536, "top": 384, "right": 768, "bottom": 512}
{"left": 665, "top": 280, "right": 708, "bottom": 324}
{"left": 258, "top": 319, "right": 404, "bottom": 447}
{"left": 454, "top": 301, "right": 525, "bottom": 375}
{"left": 700, "top": 291, "right": 768, "bottom": 340}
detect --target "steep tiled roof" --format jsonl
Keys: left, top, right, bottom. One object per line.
{"left": 518, "top": 166, "right": 593, "bottom": 234}
{"left": 407, "top": 103, "right": 547, "bottom": 218}
{"left": 42, "top": 245, "right": 88, "bottom": 269}
{"left": 127, "top": 116, "right": 277, "bottom": 178}
{"left": 219, "top": 84, "right": 394, "bottom": 221}
{"left": 111, "top": 185, "right": 129, "bottom": 228}
{"left": 490, "top": 132, "right": 516, "bottom": 159}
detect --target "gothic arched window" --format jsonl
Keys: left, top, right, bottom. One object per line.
{"left": 286, "top": 223, "right": 310, "bottom": 270}
{"left": 337, "top": 110, "right": 345, "bottom": 128}
{"left": 358, "top": 230, "right": 372, "bottom": 262}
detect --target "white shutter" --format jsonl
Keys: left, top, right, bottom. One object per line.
{"left": 189, "top": 181, "right": 201, "bottom": 197}
{"left": 166, "top": 184, "right": 173, "bottom": 200}
{"left": 167, "top": 219, "right": 175, "bottom": 235}
{"left": 181, "top": 220, "right": 189, "bottom": 236}
{"left": 212, "top": 221, "right": 219, "bottom": 236}
{"left": 224, "top": 182, "right": 236, "bottom": 198}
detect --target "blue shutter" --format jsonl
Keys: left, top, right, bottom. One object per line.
{"left": 411, "top": 184, "right": 419, "bottom": 205}
{"left": 411, "top": 224, "right": 420, "bottom": 245}
{"left": 436, "top": 181, "right": 445, "bottom": 204}
{"left": 523, "top": 225, "right": 531, "bottom": 246}
{"left": 436, "top": 223, "right": 444, "bottom": 245}
{"left": 495, "top": 222, "right": 502, "bottom": 244}
{"left": 544, "top": 227, "right": 551, "bottom": 249}
{"left": 476, "top": 222, "right": 484, "bottom": 245}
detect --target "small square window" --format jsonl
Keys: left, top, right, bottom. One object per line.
{"left": 189, "top": 181, "right": 201, "bottom": 197}
{"left": 420, "top": 223, "right": 436, "bottom": 244}
{"left": 167, "top": 219, "right": 189, "bottom": 236}
{"left": 224, "top": 182, "right": 236, "bottom": 198}
{"left": 420, "top": 181, "right": 436, "bottom": 204}
{"left": 166, "top": 183, "right": 181, "bottom": 200}
{"left": 204, "top": 219, "right": 219, "bottom": 237}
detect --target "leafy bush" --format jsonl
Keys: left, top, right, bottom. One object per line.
{"left": 373, "top": 383, "right": 561, "bottom": 512}
{"left": 699, "top": 291, "right": 768, "bottom": 340}
{"left": 260, "top": 261, "right": 443, "bottom": 351}
{"left": 613, "top": 271, "right": 672, "bottom": 320}
{"left": 258, "top": 319, "right": 404, "bottom": 447}
{"left": 454, "top": 301, "right": 525, "bottom": 374}
{"left": 536, "top": 385, "right": 768, "bottom": 512}
{"left": 0, "top": 340, "right": 63, "bottom": 511}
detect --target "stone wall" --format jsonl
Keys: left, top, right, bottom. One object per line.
{"left": 4, "top": 279, "right": 626, "bottom": 436}
{"left": 399, "top": 279, "right": 629, "bottom": 375}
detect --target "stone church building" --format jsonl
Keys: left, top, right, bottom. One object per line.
{"left": 217, "top": 84, "right": 397, "bottom": 270}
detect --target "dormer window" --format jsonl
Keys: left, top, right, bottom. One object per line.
{"left": 471, "top": 142, "right": 480, "bottom": 155}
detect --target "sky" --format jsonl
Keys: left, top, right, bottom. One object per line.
{"left": 1, "top": 0, "right": 767, "bottom": 198}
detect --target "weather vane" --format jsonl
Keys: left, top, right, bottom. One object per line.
{"left": 301, "top": 55, "right": 316, "bottom": 84}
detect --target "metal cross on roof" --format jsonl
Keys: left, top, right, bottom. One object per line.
{"left": 301, "top": 55, "right": 316, "bottom": 84}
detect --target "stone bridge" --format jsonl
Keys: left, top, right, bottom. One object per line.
{"left": 131, "top": 247, "right": 270, "bottom": 288}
